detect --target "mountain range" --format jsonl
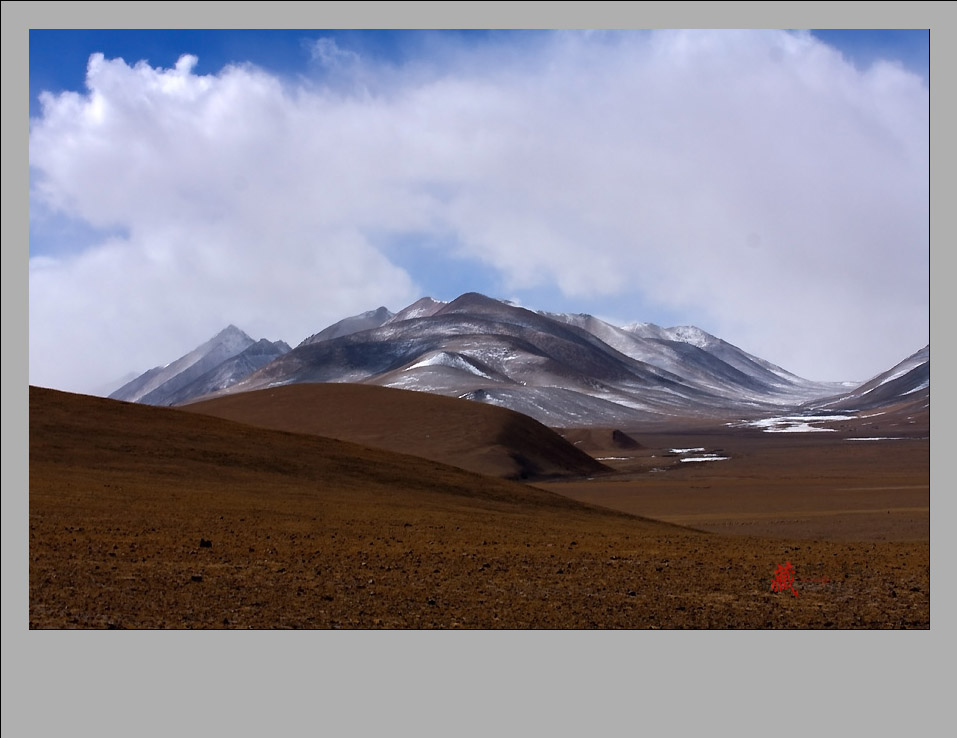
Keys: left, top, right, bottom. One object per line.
{"left": 106, "top": 292, "right": 928, "bottom": 429}
{"left": 108, "top": 326, "right": 290, "bottom": 407}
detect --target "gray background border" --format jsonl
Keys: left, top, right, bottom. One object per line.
{"left": 3, "top": 3, "right": 948, "bottom": 736}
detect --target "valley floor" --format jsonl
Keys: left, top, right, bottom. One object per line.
{"left": 541, "top": 430, "right": 930, "bottom": 542}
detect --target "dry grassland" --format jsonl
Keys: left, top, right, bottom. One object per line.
{"left": 29, "top": 387, "right": 929, "bottom": 628}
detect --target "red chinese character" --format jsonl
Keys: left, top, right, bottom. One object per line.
{"left": 770, "top": 560, "right": 799, "bottom": 597}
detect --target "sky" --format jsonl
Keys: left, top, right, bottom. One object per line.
{"left": 27, "top": 27, "right": 929, "bottom": 393}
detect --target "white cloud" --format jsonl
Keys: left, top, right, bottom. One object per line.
{"left": 309, "top": 37, "right": 361, "bottom": 70}
{"left": 29, "top": 30, "right": 928, "bottom": 392}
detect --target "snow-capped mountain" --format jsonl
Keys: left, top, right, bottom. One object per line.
{"left": 300, "top": 306, "right": 394, "bottom": 345}
{"left": 542, "top": 312, "right": 839, "bottom": 405}
{"left": 804, "top": 345, "right": 929, "bottom": 414}
{"left": 109, "top": 326, "right": 289, "bottom": 406}
{"left": 383, "top": 296, "right": 448, "bottom": 324}
{"left": 110, "top": 294, "right": 926, "bottom": 429}
{"left": 209, "top": 293, "right": 849, "bottom": 426}
{"left": 297, "top": 299, "right": 447, "bottom": 348}
{"left": 152, "top": 338, "right": 293, "bottom": 406}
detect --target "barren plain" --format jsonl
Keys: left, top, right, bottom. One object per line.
{"left": 543, "top": 429, "right": 929, "bottom": 542}
{"left": 29, "top": 386, "right": 929, "bottom": 628}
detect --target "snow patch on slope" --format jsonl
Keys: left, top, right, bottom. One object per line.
{"left": 901, "top": 379, "right": 930, "bottom": 396}
{"left": 405, "top": 352, "right": 492, "bottom": 379}
{"left": 663, "top": 326, "right": 715, "bottom": 349}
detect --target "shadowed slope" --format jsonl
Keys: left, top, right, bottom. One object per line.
{"left": 181, "top": 383, "right": 611, "bottom": 480}
{"left": 29, "top": 387, "right": 617, "bottom": 513}
{"left": 556, "top": 428, "right": 644, "bottom": 455}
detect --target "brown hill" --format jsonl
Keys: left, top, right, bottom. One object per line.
{"left": 28, "top": 387, "right": 929, "bottom": 629}
{"left": 29, "top": 386, "right": 608, "bottom": 513}
{"left": 557, "top": 428, "right": 644, "bottom": 455}
{"left": 181, "top": 383, "right": 610, "bottom": 481}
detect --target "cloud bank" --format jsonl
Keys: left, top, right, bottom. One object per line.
{"left": 29, "top": 30, "right": 928, "bottom": 392}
